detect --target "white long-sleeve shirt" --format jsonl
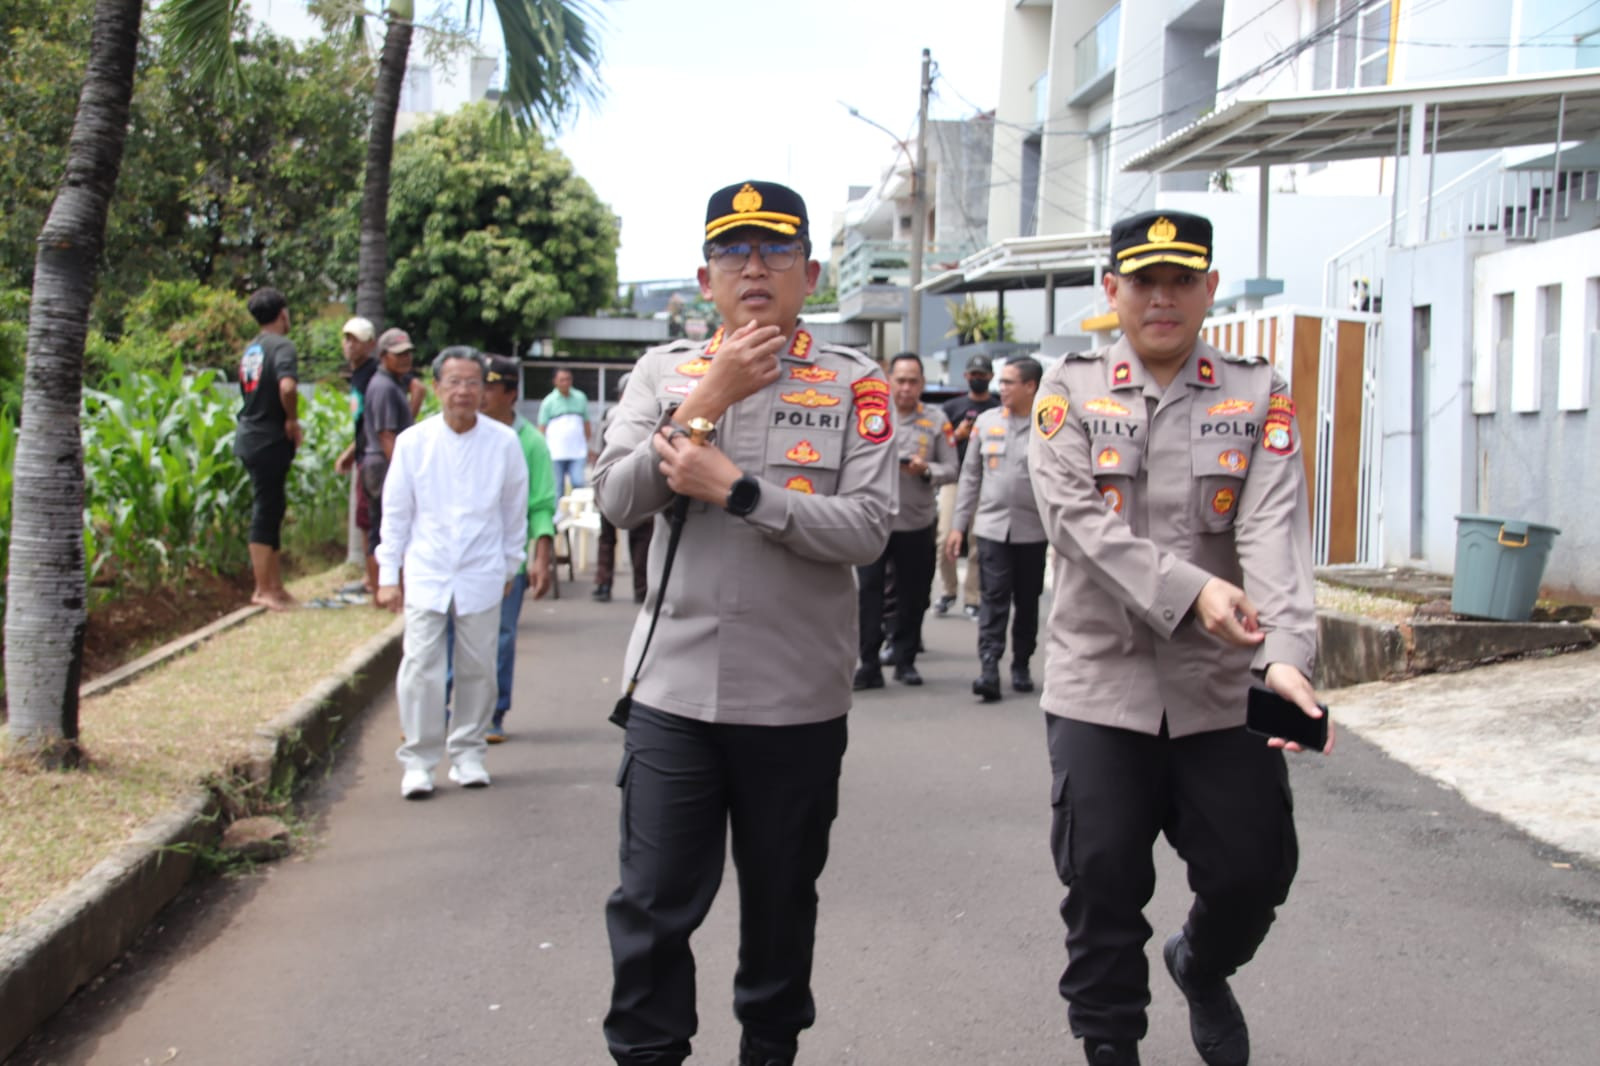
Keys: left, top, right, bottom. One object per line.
{"left": 375, "top": 414, "right": 529, "bottom": 616}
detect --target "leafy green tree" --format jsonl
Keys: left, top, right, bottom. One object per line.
{"left": 1, "top": 5, "right": 373, "bottom": 330}
{"left": 167, "top": 0, "right": 605, "bottom": 332}
{"left": 380, "top": 103, "right": 618, "bottom": 354}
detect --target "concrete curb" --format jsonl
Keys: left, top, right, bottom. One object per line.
{"left": 80, "top": 604, "right": 266, "bottom": 701}
{"left": 0, "top": 616, "right": 404, "bottom": 1062}
{"left": 1315, "top": 609, "right": 1594, "bottom": 688}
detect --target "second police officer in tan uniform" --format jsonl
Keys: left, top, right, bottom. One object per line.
{"left": 594, "top": 181, "right": 896, "bottom": 1066}
{"left": 854, "top": 352, "right": 958, "bottom": 689}
{"left": 1027, "top": 210, "right": 1329, "bottom": 1066}
{"left": 945, "top": 356, "right": 1050, "bottom": 701}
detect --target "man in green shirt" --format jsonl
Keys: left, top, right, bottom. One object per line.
{"left": 482, "top": 354, "right": 557, "bottom": 742}
{"left": 538, "top": 367, "right": 590, "bottom": 494}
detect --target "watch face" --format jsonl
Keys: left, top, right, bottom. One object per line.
{"left": 728, "top": 476, "right": 761, "bottom": 515}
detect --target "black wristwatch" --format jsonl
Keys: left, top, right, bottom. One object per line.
{"left": 725, "top": 475, "right": 761, "bottom": 517}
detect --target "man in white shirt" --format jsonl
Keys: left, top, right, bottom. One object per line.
{"left": 376, "top": 347, "right": 530, "bottom": 799}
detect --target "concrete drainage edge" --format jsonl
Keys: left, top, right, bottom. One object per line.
{"left": 0, "top": 615, "right": 404, "bottom": 1062}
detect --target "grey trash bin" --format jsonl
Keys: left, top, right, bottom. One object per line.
{"left": 1451, "top": 514, "right": 1560, "bottom": 621}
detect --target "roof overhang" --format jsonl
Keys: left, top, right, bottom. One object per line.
{"left": 1123, "top": 70, "right": 1600, "bottom": 174}
{"left": 918, "top": 232, "right": 1109, "bottom": 295}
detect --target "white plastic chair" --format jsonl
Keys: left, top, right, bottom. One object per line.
{"left": 553, "top": 487, "right": 603, "bottom": 594}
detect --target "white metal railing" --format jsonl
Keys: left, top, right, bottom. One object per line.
{"left": 837, "top": 239, "right": 977, "bottom": 297}
{"left": 1201, "top": 306, "right": 1383, "bottom": 566}
{"left": 1324, "top": 151, "right": 1600, "bottom": 309}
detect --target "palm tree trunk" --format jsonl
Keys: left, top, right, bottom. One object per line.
{"left": 3, "top": 0, "right": 144, "bottom": 765}
{"left": 355, "top": 7, "right": 415, "bottom": 329}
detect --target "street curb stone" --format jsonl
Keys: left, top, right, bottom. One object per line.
{"left": 0, "top": 616, "right": 404, "bottom": 1062}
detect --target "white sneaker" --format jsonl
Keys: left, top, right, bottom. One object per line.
{"left": 401, "top": 769, "right": 434, "bottom": 799}
{"left": 448, "top": 762, "right": 491, "bottom": 788}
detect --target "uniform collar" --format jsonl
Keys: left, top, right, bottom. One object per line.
{"left": 702, "top": 324, "right": 815, "bottom": 362}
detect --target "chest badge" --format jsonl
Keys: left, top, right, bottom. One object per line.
{"left": 1084, "top": 396, "right": 1130, "bottom": 416}
{"left": 676, "top": 357, "right": 712, "bottom": 377}
{"left": 785, "top": 475, "right": 816, "bottom": 494}
{"left": 790, "top": 365, "right": 838, "bottom": 384}
{"left": 785, "top": 440, "right": 822, "bottom": 465}
{"left": 780, "top": 388, "right": 841, "bottom": 408}
{"left": 1207, "top": 398, "right": 1253, "bottom": 417}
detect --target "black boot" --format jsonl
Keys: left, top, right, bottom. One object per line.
{"left": 972, "top": 657, "right": 1001, "bottom": 702}
{"left": 1164, "top": 932, "right": 1249, "bottom": 1066}
{"left": 739, "top": 1032, "right": 797, "bottom": 1066}
{"left": 1011, "top": 660, "right": 1034, "bottom": 693}
{"left": 853, "top": 664, "right": 885, "bottom": 691}
{"left": 1084, "top": 1037, "right": 1141, "bottom": 1065}
{"left": 591, "top": 583, "right": 611, "bottom": 602}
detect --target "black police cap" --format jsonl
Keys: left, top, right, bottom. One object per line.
{"left": 704, "top": 181, "right": 809, "bottom": 243}
{"left": 1109, "top": 210, "right": 1212, "bottom": 274}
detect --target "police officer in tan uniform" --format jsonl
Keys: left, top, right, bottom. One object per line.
{"left": 854, "top": 352, "right": 958, "bottom": 689}
{"left": 1027, "top": 211, "right": 1330, "bottom": 1066}
{"left": 945, "top": 356, "right": 1049, "bottom": 701}
{"left": 594, "top": 180, "right": 896, "bottom": 1066}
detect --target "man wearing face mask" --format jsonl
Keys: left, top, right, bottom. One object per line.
{"left": 937, "top": 354, "right": 999, "bottom": 618}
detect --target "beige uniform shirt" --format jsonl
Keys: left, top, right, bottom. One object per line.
{"left": 1027, "top": 337, "right": 1317, "bottom": 738}
{"left": 951, "top": 406, "right": 1047, "bottom": 544}
{"left": 594, "top": 329, "right": 897, "bottom": 726}
{"left": 892, "top": 402, "right": 959, "bottom": 531}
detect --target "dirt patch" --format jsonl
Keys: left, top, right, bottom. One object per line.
{"left": 81, "top": 542, "right": 349, "bottom": 682}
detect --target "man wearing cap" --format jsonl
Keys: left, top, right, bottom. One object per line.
{"left": 945, "top": 356, "right": 1049, "bottom": 702}
{"left": 539, "top": 367, "right": 591, "bottom": 495}
{"left": 234, "top": 286, "right": 301, "bottom": 610}
{"left": 593, "top": 372, "right": 653, "bottom": 604}
{"left": 854, "top": 352, "right": 957, "bottom": 690}
{"left": 360, "top": 328, "right": 417, "bottom": 576}
{"left": 334, "top": 317, "right": 380, "bottom": 593}
{"left": 478, "top": 353, "right": 556, "bottom": 742}
{"left": 937, "top": 353, "right": 999, "bottom": 618}
{"left": 594, "top": 180, "right": 896, "bottom": 1066}
{"left": 1027, "top": 211, "right": 1327, "bottom": 1066}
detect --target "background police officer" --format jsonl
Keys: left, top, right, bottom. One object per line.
{"left": 593, "top": 180, "right": 896, "bottom": 1066}
{"left": 1027, "top": 210, "right": 1328, "bottom": 1066}
{"left": 945, "top": 356, "right": 1049, "bottom": 701}
{"left": 854, "top": 351, "right": 957, "bottom": 689}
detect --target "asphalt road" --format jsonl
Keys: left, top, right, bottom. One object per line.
{"left": 11, "top": 581, "right": 1600, "bottom": 1065}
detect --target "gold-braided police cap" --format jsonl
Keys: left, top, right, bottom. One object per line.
{"left": 1110, "top": 210, "right": 1212, "bottom": 274}
{"left": 704, "top": 180, "right": 809, "bottom": 243}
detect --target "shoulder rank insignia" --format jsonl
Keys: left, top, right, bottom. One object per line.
{"left": 784, "top": 329, "right": 814, "bottom": 360}
{"left": 1197, "top": 357, "right": 1215, "bottom": 384}
{"left": 705, "top": 326, "right": 724, "bottom": 355}
{"left": 1034, "top": 394, "right": 1069, "bottom": 439}
{"left": 1112, "top": 362, "right": 1133, "bottom": 387}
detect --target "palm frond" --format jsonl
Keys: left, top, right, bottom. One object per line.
{"left": 158, "top": 0, "right": 245, "bottom": 91}
{"left": 492, "top": 0, "right": 606, "bottom": 131}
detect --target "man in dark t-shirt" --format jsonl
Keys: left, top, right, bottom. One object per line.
{"left": 361, "top": 327, "right": 417, "bottom": 561}
{"left": 235, "top": 286, "right": 301, "bottom": 611}
{"left": 935, "top": 353, "right": 1000, "bottom": 616}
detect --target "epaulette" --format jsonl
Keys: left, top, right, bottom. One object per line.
{"left": 1063, "top": 346, "right": 1107, "bottom": 361}
{"left": 640, "top": 337, "right": 702, "bottom": 358}
{"left": 816, "top": 343, "right": 880, "bottom": 373}
{"left": 1216, "top": 349, "right": 1257, "bottom": 364}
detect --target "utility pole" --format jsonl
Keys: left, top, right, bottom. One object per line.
{"left": 907, "top": 48, "right": 931, "bottom": 355}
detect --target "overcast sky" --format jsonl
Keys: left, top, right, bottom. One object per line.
{"left": 551, "top": 0, "right": 1005, "bottom": 281}
{"left": 246, "top": 0, "right": 1005, "bottom": 283}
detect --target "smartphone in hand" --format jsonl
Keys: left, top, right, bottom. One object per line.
{"left": 1246, "top": 685, "right": 1329, "bottom": 752}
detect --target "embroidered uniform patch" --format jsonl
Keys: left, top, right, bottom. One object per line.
{"left": 1218, "top": 449, "right": 1248, "bottom": 473}
{"left": 1211, "top": 488, "right": 1236, "bottom": 514}
{"left": 785, "top": 440, "right": 822, "bottom": 465}
{"left": 1207, "top": 399, "right": 1253, "bottom": 417}
{"left": 852, "top": 376, "right": 891, "bottom": 444}
{"left": 1034, "top": 394, "right": 1069, "bottom": 439}
{"left": 1112, "top": 362, "right": 1133, "bottom": 385}
{"left": 1096, "top": 447, "right": 1121, "bottom": 468}
{"left": 676, "top": 358, "right": 712, "bottom": 377}
{"left": 1197, "top": 357, "right": 1215, "bottom": 384}
{"left": 1100, "top": 485, "right": 1124, "bottom": 513}
{"left": 785, "top": 475, "right": 815, "bottom": 494}
{"left": 779, "top": 388, "right": 841, "bottom": 408}
{"left": 789, "top": 365, "right": 838, "bottom": 383}
{"left": 1084, "top": 397, "right": 1131, "bottom": 416}
{"left": 1263, "top": 413, "right": 1295, "bottom": 455}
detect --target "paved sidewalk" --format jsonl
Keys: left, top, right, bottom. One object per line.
{"left": 10, "top": 570, "right": 1600, "bottom": 1065}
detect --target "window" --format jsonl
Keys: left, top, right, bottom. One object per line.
{"left": 1313, "top": 0, "right": 1391, "bottom": 91}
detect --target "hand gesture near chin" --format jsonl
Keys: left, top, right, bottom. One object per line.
{"left": 678, "top": 321, "right": 785, "bottom": 423}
